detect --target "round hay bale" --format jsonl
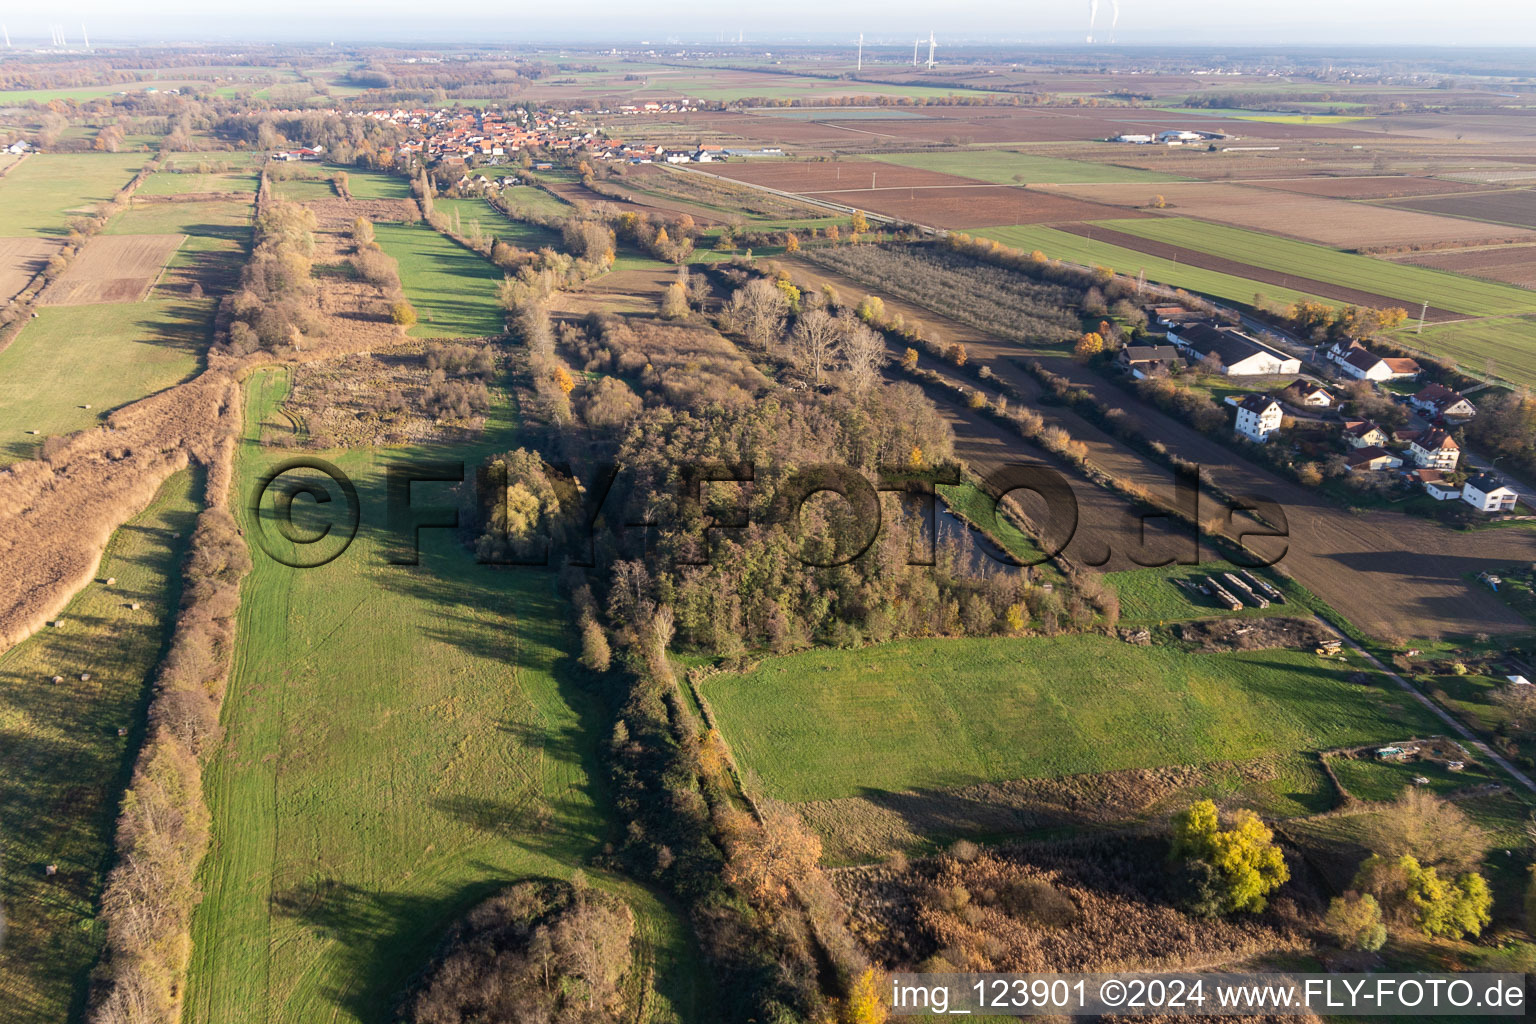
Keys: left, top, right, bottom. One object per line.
{"left": 116, "top": 727, "right": 127, "bottom": 737}
{"left": 129, "top": 602, "right": 141, "bottom": 610}
{"left": 50, "top": 675, "right": 63, "bottom": 684}
{"left": 104, "top": 577, "right": 116, "bottom": 586}
{"left": 79, "top": 672, "right": 91, "bottom": 682}
{"left": 82, "top": 403, "right": 91, "bottom": 410}
{"left": 45, "top": 864, "right": 57, "bottom": 876}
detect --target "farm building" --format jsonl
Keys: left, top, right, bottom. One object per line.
{"left": 1406, "top": 429, "right": 1461, "bottom": 471}
{"left": 1231, "top": 394, "right": 1284, "bottom": 442}
{"left": 1410, "top": 383, "right": 1477, "bottom": 423}
{"left": 1118, "top": 344, "right": 1182, "bottom": 379}
{"left": 1462, "top": 473, "right": 1518, "bottom": 513}
{"left": 1167, "top": 322, "right": 1301, "bottom": 376}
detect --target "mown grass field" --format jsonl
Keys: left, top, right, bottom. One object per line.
{"left": 0, "top": 469, "right": 199, "bottom": 1024}
{"left": 0, "top": 153, "right": 144, "bottom": 236}
{"left": 136, "top": 167, "right": 259, "bottom": 196}
{"left": 0, "top": 298, "right": 208, "bottom": 462}
{"left": 373, "top": 221, "right": 506, "bottom": 338}
{"left": 976, "top": 223, "right": 1325, "bottom": 310}
{"left": 270, "top": 175, "right": 339, "bottom": 203}
{"left": 185, "top": 371, "right": 702, "bottom": 1024}
{"left": 432, "top": 196, "right": 562, "bottom": 250}
{"left": 1099, "top": 217, "right": 1536, "bottom": 317}
{"left": 704, "top": 635, "right": 1441, "bottom": 803}
{"left": 868, "top": 150, "right": 1191, "bottom": 184}
{"left": 340, "top": 167, "right": 414, "bottom": 201}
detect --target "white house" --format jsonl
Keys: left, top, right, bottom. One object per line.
{"left": 1279, "top": 379, "right": 1332, "bottom": 408}
{"left": 1410, "top": 383, "right": 1477, "bottom": 423}
{"left": 1407, "top": 429, "right": 1460, "bottom": 471}
{"left": 1416, "top": 469, "right": 1462, "bottom": 501}
{"left": 1331, "top": 342, "right": 1421, "bottom": 382}
{"left": 1463, "top": 473, "right": 1518, "bottom": 513}
{"left": 1232, "top": 394, "right": 1283, "bottom": 442}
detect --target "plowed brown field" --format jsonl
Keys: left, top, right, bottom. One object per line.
{"left": 1399, "top": 245, "right": 1536, "bottom": 288}
{"left": 39, "top": 233, "right": 184, "bottom": 306}
{"left": 0, "top": 238, "right": 61, "bottom": 301}
{"left": 1252, "top": 176, "right": 1487, "bottom": 199}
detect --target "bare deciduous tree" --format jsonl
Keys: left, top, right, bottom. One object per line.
{"left": 728, "top": 279, "right": 788, "bottom": 352}
{"left": 840, "top": 318, "right": 887, "bottom": 396}
{"left": 792, "top": 307, "right": 840, "bottom": 388}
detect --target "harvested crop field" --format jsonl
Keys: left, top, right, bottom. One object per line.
{"left": 39, "top": 233, "right": 184, "bottom": 306}
{"left": 0, "top": 237, "right": 60, "bottom": 301}
{"left": 1034, "top": 181, "right": 1536, "bottom": 248}
{"left": 1398, "top": 245, "right": 1536, "bottom": 288}
{"left": 814, "top": 186, "right": 1144, "bottom": 229}
{"left": 1050, "top": 222, "right": 1458, "bottom": 318}
{"left": 1383, "top": 188, "right": 1536, "bottom": 230}
{"left": 1252, "top": 175, "right": 1488, "bottom": 199}
{"left": 705, "top": 160, "right": 985, "bottom": 192}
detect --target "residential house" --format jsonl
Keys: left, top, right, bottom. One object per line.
{"left": 1118, "top": 344, "right": 1182, "bottom": 379}
{"left": 1463, "top": 473, "right": 1518, "bottom": 513}
{"left": 1145, "top": 304, "right": 1197, "bottom": 327}
{"left": 1346, "top": 446, "right": 1403, "bottom": 472}
{"left": 1278, "top": 379, "right": 1333, "bottom": 408}
{"left": 1407, "top": 429, "right": 1460, "bottom": 471}
{"left": 1410, "top": 383, "right": 1477, "bottom": 423}
{"left": 1232, "top": 394, "right": 1284, "bottom": 442}
{"left": 1342, "top": 420, "right": 1388, "bottom": 449}
{"left": 1167, "top": 322, "right": 1301, "bottom": 376}
{"left": 1330, "top": 341, "right": 1421, "bottom": 381}
{"left": 1414, "top": 469, "right": 1462, "bottom": 501}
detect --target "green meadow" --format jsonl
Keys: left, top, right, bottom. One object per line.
{"left": 704, "top": 635, "right": 1440, "bottom": 803}
{"left": 0, "top": 153, "right": 144, "bottom": 236}
{"left": 373, "top": 221, "right": 506, "bottom": 338}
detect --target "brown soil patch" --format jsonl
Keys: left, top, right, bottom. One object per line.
{"left": 1174, "top": 616, "right": 1335, "bottom": 652}
{"left": 1385, "top": 188, "right": 1536, "bottom": 231}
{"left": 1252, "top": 176, "right": 1488, "bottom": 199}
{"left": 1052, "top": 222, "right": 1459, "bottom": 318}
{"left": 1398, "top": 244, "right": 1536, "bottom": 288}
{"left": 0, "top": 237, "right": 61, "bottom": 301}
{"left": 1039, "top": 181, "right": 1536, "bottom": 248}
{"left": 39, "top": 234, "right": 185, "bottom": 306}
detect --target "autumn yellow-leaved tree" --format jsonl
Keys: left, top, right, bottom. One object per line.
{"left": 553, "top": 366, "right": 575, "bottom": 394}
{"left": 841, "top": 968, "right": 888, "bottom": 1024}
{"left": 1074, "top": 332, "right": 1105, "bottom": 360}
{"left": 850, "top": 209, "right": 869, "bottom": 234}
{"left": 1171, "top": 799, "right": 1288, "bottom": 915}
{"left": 784, "top": 232, "right": 800, "bottom": 252}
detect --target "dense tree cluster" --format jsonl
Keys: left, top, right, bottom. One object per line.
{"left": 225, "top": 187, "right": 321, "bottom": 353}
{"left": 405, "top": 880, "right": 635, "bottom": 1024}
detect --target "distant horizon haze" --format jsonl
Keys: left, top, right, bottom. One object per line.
{"left": 0, "top": 2, "right": 1533, "bottom": 50}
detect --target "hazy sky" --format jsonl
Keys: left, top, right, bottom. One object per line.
{"left": 4, "top": 1, "right": 1536, "bottom": 47}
